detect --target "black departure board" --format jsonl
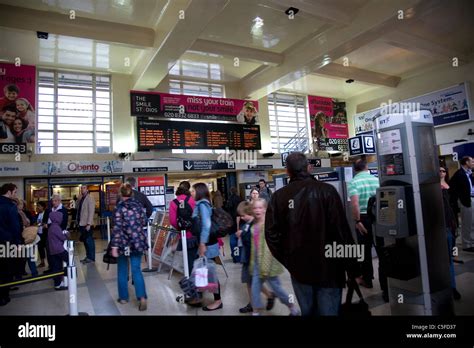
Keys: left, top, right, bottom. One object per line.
{"left": 137, "top": 119, "right": 261, "bottom": 151}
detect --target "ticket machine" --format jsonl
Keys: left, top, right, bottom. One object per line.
{"left": 373, "top": 110, "right": 453, "bottom": 315}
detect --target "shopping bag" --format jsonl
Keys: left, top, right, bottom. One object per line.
{"left": 193, "top": 257, "right": 208, "bottom": 287}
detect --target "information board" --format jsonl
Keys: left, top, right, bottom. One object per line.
{"left": 137, "top": 119, "right": 261, "bottom": 151}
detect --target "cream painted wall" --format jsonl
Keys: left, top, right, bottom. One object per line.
{"left": 257, "top": 96, "right": 272, "bottom": 153}
{"left": 345, "top": 61, "right": 474, "bottom": 145}
{"left": 111, "top": 73, "right": 135, "bottom": 153}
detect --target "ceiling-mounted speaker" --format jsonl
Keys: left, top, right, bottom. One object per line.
{"left": 285, "top": 7, "right": 299, "bottom": 16}
{"left": 37, "top": 31, "right": 48, "bottom": 40}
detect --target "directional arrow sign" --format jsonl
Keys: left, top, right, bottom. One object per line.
{"left": 184, "top": 161, "right": 194, "bottom": 170}
{"left": 183, "top": 160, "right": 234, "bottom": 171}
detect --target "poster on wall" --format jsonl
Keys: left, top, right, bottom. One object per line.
{"left": 0, "top": 63, "right": 36, "bottom": 146}
{"left": 308, "top": 96, "right": 349, "bottom": 152}
{"left": 404, "top": 82, "right": 471, "bottom": 127}
{"left": 353, "top": 82, "right": 472, "bottom": 135}
{"left": 137, "top": 176, "right": 166, "bottom": 208}
{"left": 353, "top": 108, "right": 379, "bottom": 135}
{"left": 130, "top": 91, "right": 259, "bottom": 124}
{"left": 105, "top": 184, "right": 121, "bottom": 211}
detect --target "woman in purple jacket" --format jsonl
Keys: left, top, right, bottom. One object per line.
{"left": 47, "top": 211, "right": 68, "bottom": 290}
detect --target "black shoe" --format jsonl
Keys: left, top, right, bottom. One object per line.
{"left": 55, "top": 286, "right": 68, "bottom": 291}
{"left": 462, "top": 247, "right": 474, "bottom": 252}
{"left": 453, "top": 288, "right": 461, "bottom": 300}
{"left": 202, "top": 303, "right": 223, "bottom": 311}
{"left": 239, "top": 303, "right": 253, "bottom": 313}
{"left": 266, "top": 295, "right": 276, "bottom": 310}
{"left": 382, "top": 292, "right": 389, "bottom": 303}
{"left": 358, "top": 278, "right": 373, "bottom": 289}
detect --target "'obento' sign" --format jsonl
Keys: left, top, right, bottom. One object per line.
{"left": 67, "top": 163, "right": 100, "bottom": 172}
{"left": 48, "top": 161, "right": 123, "bottom": 175}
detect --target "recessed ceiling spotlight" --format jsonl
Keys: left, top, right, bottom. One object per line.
{"left": 285, "top": 7, "right": 299, "bottom": 16}
{"left": 346, "top": 79, "right": 355, "bottom": 83}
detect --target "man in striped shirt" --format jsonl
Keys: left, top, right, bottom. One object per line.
{"left": 348, "top": 159, "right": 388, "bottom": 302}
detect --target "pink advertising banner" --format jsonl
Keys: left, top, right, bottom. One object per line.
{"left": 130, "top": 90, "right": 259, "bottom": 124}
{"left": 308, "top": 95, "right": 348, "bottom": 152}
{"left": 0, "top": 63, "right": 36, "bottom": 146}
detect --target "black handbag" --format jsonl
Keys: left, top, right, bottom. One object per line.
{"left": 340, "top": 279, "right": 371, "bottom": 317}
{"left": 103, "top": 242, "right": 117, "bottom": 270}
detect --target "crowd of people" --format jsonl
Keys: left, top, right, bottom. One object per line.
{"left": 0, "top": 152, "right": 469, "bottom": 314}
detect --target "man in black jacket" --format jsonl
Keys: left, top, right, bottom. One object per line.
{"left": 125, "top": 177, "right": 153, "bottom": 219}
{"left": 0, "top": 183, "right": 21, "bottom": 306}
{"left": 449, "top": 156, "right": 474, "bottom": 252}
{"left": 265, "top": 152, "right": 359, "bottom": 316}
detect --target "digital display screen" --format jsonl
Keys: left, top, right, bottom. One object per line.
{"left": 137, "top": 119, "right": 261, "bottom": 151}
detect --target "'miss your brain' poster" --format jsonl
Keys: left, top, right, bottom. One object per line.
{"left": 0, "top": 63, "right": 36, "bottom": 146}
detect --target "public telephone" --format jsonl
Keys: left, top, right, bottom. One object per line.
{"left": 375, "top": 186, "right": 415, "bottom": 238}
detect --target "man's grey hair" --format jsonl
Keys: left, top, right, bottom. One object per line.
{"left": 51, "top": 194, "right": 62, "bottom": 201}
{"left": 125, "top": 177, "right": 136, "bottom": 188}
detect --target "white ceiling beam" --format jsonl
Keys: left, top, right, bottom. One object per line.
{"left": 316, "top": 63, "right": 401, "bottom": 87}
{"left": 131, "top": 0, "right": 230, "bottom": 90}
{"left": 383, "top": 30, "right": 470, "bottom": 64}
{"left": 263, "top": 0, "right": 351, "bottom": 25}
{"left": 239, "top": 0, "right": 426, "bottom": 99}
{"left": 190, "top": 39, "right": 283, "bottom": 66}
{"left": 0, "top": 4, "right": 154, "bottom": 49}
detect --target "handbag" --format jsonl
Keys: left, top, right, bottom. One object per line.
{"left": 22, "top": 226, "right": 38, "bottom": 244}
{"left": 340, "top": 278, "right": 371, "bottom": 317}
{"left": 103, "top": 242, "right": 118, "bottom": 270}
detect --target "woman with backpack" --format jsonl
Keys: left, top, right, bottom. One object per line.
{"left": 191, "top": 182, "right": 223, "bottom": 311}
{"left": 169, "top": 181, "right": 196, "bottom": 277}
{"left": 111, "top": 184, "right": 148, "bottom": 311}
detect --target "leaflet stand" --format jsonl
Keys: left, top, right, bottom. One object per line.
{"left": 142, "top": 221, "right": 157, "bottom": 272}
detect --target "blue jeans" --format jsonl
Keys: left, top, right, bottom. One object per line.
{"left": 27, "top": 258, "right": 38, "bottom": 277}
{"left": 117, "top": 252, "right": 147, "bottom": 301}
{"left": 80, "top": 226, "right": 95, "bottom": 261}
{"left": 251, "top": 262, "right": 290, "bottom": 309}
{"left": 291, "top": 277, "right": 342, "bottom": 316}
{"left": 447, "top": 229, "right": 456, "bottom": 289}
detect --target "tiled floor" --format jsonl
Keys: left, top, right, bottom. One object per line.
{"left": 1, "top": 236, "right": 473, "bottom": 316}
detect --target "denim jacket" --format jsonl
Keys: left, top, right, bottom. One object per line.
{"left": 193, "top": 199, "right": 219, "bottom": 258}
